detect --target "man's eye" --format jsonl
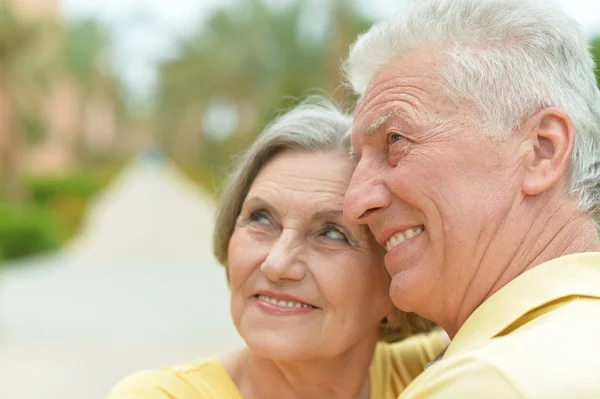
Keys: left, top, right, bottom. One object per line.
{"left": 388, "top": 133, "right": 404, "bottom": 144}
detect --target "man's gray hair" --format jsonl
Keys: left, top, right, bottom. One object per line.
{"left": 344, "top": 0, "right": 600, "bottom": 230}
{"left": 213, "top": 96, "right": 352, "bottom": 265}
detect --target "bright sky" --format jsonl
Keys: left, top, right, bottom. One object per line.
{"left": 60, "top": 0, "right": 600, "bottom": 103}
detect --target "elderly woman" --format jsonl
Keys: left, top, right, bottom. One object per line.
{"left": 108, "top": 98, "right": 448, "bottom": 399}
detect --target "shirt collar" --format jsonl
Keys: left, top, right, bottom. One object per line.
{"left": 445, "top": 252, "right": 600, "bottom": 357}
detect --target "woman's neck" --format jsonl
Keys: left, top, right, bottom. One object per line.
{"left": 225, "top": 338, "right": 378, "bottom": 399}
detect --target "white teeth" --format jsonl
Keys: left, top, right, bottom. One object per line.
{"left": 257, "top": 295, "right": 312, "bottom": 309}
{"left": 385, "top": 226, "right": 424, "bottom": 251}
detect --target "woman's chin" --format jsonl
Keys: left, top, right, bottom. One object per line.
{"left": 242, "top": 330, "right": 316, "bottom": 361}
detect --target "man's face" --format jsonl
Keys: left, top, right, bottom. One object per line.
{"left": 343, "top": 48, "right": 525, "bottom": 325}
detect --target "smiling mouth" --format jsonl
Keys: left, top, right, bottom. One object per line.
{"left": 385, "top": 225, "right": 425, "bottom": 251}
{"left": 255, "top": 294, "right": 317, "bottom": 309}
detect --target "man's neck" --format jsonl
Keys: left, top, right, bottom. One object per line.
{"left": 489, "top": 214, "right": 600, "bottom": 300}
{"left": 229, "top": 339, "right": 376, "bottom": 399}
{"left": 449, "top": 196, "right": 600, "bottom": 338}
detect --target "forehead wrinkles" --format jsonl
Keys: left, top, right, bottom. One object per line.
{"left": 355, "top": 62, "right": 439, "bottom": 113}
{"left": 253, "top": 175, "right": 349, "bottom": 198}
{"left": 246, "top": 185, "right": 346, "bottom": 225}
{"left": 252, "top": 166, "right": 351, "bottom": 205}
{"left": 355, "top": 75, "right": 441, "bottom": 136}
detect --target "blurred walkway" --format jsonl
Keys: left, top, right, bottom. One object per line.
{"left": 0, "top": 155, "right": 244, "bottom": 399}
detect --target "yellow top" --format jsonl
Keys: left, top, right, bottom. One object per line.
{"left": 398, "top": 252, "right": 600, "bottom": 399}
{"left": 107, "top": 330, "right": 446, "bottom": 399}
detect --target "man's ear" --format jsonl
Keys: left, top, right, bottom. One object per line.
{"left": 521, "top": 107, "right": 575, "bottom": 196}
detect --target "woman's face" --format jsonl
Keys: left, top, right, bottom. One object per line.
{"left": 228, "top": 149, "right": 391, "bottom": 360}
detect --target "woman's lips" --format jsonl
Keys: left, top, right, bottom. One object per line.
{"left": 253, "top": 294, "right": 318, "bottom": 316}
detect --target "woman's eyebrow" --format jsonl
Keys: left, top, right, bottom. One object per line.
{"left": 243, "top": 196, "right": 280, "bottom": 218}
{"left": 311, "top": 209, "right": 344, "bottom": 221}
{"left": 244, "top": 196, "right": 269, "bottom": 208}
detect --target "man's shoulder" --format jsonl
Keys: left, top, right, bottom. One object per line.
{"left": 436, "top": 297, "right": 600, "bottom": 397}
{"left": 488, "top": 296, "right": 600, "bottom": 359}
{"left": 399, "top": 297, "right": 600, "bottom": 398}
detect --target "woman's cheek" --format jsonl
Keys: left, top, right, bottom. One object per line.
{"left": 229, "top": 232, "right": 269, "bottom": 289}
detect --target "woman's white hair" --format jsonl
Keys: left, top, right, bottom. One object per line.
{"left": 344, "top": 0, "right": 600, "bottom": 230}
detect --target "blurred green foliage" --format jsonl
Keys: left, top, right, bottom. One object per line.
{"left": 0, "top": 201, "right": 62, "bottom": 260}
{"left": 590, "top": 37, "right": 600, "bottom": 87}
{"left": 0, "top": 163, "right": 123, "bottom": 262}
{"left": 0, "top": 0, "right": 129, "bottom": 262}
{"left": 2, "top": 0, "right": 600, "bottom": 263}
{"left": 172, "top": 160, "right": 219, "bottom": 196}
{"left": 0, "top": 0, "right": 129, "bottom": 203}
{"left": 28, "top": 174, "right": 99, "bottom": 204}
{"left": 26, "top": 173, "right": 100, "bottom": 243}
{"left": 159, "top": 0, "right": 600, "bottom": 196}
{"left": 155, "top": 0, "right": 372, "bottom": 190}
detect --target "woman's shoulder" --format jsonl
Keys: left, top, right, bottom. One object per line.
{"left": 375, "top": 328, "right": 448, "bottom": 362}
{"left": 370, "top": 329, "right": 449, "bottom": 398}
{"left": 107, "top": 357, "right": 242, "bottom": 399}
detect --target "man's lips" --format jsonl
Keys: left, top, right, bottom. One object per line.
{"left": 377, "top": 225, "right": 426, "bottom": 251}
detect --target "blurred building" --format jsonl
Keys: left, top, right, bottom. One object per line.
{"left": 7, "top": 0, "right": 126, "bottom": 175}
{"left": 9, "top": 0, "right": 58, "bottom": 20}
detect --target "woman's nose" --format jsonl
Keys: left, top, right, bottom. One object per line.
{"left": 260, "top": 232, "right": 307, "bottom": 283}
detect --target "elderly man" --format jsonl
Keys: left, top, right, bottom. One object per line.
{"left": 343, "top": 0, "right": 600, "bottom": 397}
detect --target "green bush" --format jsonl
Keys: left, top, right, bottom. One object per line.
{"left": 0, "top": 202, "right": 62, "bottom": 261}
{"left": 0, "top": 163, "right": 123, "bottom": 261}
{"left": 24, "top": 164, "right": 123, "bottom": 241}
{"left": 27, "top": 174, "right": 100, "bottom": 205}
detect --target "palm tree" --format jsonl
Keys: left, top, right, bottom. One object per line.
{"left": 154, "top": 0, "right": 376, "bottom": 189}
{"left": 0, "top": 0, "right": 59, "bottom": 201}
{"left": 61, "top": 19, "right": 127, "bottom": 165}
{"left": 324, "top": 0, "right": 373, "bottom": 105}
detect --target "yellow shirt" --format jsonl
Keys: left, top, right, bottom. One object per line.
{"left": 399, "top": 252, "right": 600, "bottom": 399}
{"left": 107, "top": 330, "right": 446, "bottom": 399}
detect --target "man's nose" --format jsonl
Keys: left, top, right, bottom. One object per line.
{"left": 344, "top": 158, "right": 392, "bottom": 225}
{"left": 261, "top": 232, "right": 307, "bottom": 283}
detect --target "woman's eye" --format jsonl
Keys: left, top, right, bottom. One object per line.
{"left": 321, "top": 225, "right": 348, "bottom": 242}
{"left": 249, "top": 211, "right": 270, "bottom": 225}
{"left": 388, "top": 133, "right": 404, "bottom": 144}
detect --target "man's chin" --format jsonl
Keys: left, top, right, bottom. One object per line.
{"left": 388, "top": 264, "right": 430, "bottom": 314}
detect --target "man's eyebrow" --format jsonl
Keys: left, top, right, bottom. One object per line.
{"left": 366, "top": 109, "right": 416, "bottom": 137}
{"left": 349, "top": 110, "right": 407, "bottom": 161}
{"left": 348, "top": 145, "right": 358, "bottom": 161}
{"left": 366, "top": 111, "right": 396, "bottom": 136}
